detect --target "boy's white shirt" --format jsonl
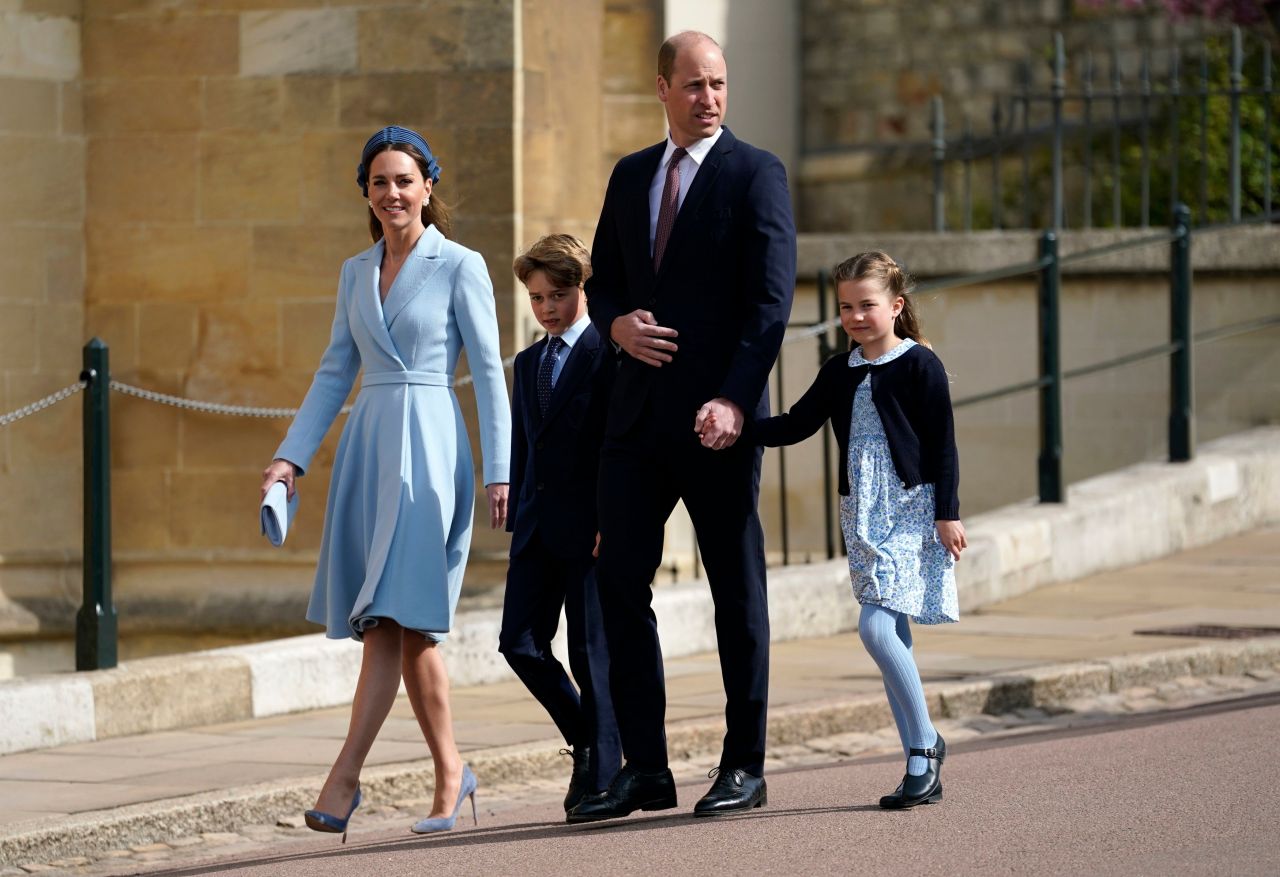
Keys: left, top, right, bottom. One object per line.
{"left": 540, "top": 312, "right": 591, "bottom": 386}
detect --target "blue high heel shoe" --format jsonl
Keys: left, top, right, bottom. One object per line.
{"left": 411, "top": 765, "right": 478, "bottom": 834}
{"left": 304, "top": 785, "right": 362, "bottom": 843}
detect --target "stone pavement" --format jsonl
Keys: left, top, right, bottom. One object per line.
{"left": 2, "top": 525, "right": 1278, "bottom": 873}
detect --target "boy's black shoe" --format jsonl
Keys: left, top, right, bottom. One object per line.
{"left": 563, "top": 745, "right": 592, "bottom": 812}
{"left": 565, "top": 763, "right": 676, "bottom": 823}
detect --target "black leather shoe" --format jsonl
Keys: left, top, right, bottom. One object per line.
{"left": 565, "top": 764, "right": 676, "bottom": 823}
{"left": 877, "top": 780, "right": 905, "bottom": 809}
{"left": 881, "top": 733, "right": 946, "bottom": 810}
{"left": 692, "top": 767, "right": 767, "bottom": 816}
{"left": 562, "top": 746, "right": 592, "bottom": 813}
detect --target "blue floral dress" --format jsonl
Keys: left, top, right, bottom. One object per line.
{"left": 840, "top": 339, "right": 959, "bottom": 624}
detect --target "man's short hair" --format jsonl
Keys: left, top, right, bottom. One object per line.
{"left": 657, "top": 30, "right": 723, "bottom": 83}
{"left": 513, "top": 234, "right": 592, "bottom": 289}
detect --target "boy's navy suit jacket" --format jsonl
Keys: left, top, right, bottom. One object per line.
{"left": 506, "top": 322, "right": 615, "bottom": 559}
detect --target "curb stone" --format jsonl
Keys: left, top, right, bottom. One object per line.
{"left": 5, "top": 636, "right": 1279, "bottom": 868}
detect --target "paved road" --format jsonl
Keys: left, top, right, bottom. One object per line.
{"left": 145, "top": 693, "right": 1280, "bottom": 877}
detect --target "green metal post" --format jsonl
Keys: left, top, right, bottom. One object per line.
{"left": 1050, "top": 33, "right": 1065, "bottom": 229}
{"left": 817, "top": 269, "right": 836, "bottom": 560}
{"left": 1169, "top": 204, "right": 1194, "bottom": 462}
{"left": 1037, "top": 232, "right": 1064, "bottom": 503}
{"left": 77, "top": 338, "right": 117, "bottom": 671}
{"left": 1229, "top": 27, "right": 1242, "bottom": 222}
{"left": 774, "top": 351, "right": 789, "bottom": 566}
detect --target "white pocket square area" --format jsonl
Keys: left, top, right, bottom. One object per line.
{"left": 260, "top": 481, "right": 298, "bottom": 547}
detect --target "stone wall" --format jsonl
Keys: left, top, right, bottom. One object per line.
{"left": 0, "top": 0, "right": 633, "bottom": 638}
{"left": 602, "top": 1, "right": 666, "bottom": 173}
{"left": 76, "top": 0, "right": 526, "bottom": 610}
{"left": 0, "top": 3, "right": 85, "bottom": 606}
{"left": 797, "top": 0, "right": 1222, "bottom": 232}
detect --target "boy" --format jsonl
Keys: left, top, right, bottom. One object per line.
{"left": 500, "top": 234, "right": 620, "bottom": 815}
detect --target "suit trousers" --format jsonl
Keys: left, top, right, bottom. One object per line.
{"left": 499, "top": 534, "right": 621, "bottom": 792}
{"left": 595, "top": 428, "right": 770, "bottom": 776}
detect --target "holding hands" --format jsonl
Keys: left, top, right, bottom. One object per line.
{"left": 693, "top": 397, "right": 743, "bottom": 450}
{"left": 611, "top": 309, "right": 678, "bottom": 367}
{"left": 936, "top": 519, "right": 967, "bottom": 561}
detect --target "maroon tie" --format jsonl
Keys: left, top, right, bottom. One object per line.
{"left": 652, "top": 146, "right": 687, "bottom": 271}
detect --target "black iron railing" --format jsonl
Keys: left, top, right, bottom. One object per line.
{"left": 931, "top": 27, "right": 1277, "bottom": 231}
{"left": 783, "top": 205, "right": 1279, "bottom": 562}
{"left": 5, "top": 210, "right": 1278, "bottom": 668}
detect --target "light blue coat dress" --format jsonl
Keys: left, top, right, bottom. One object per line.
{"left": 275, "top": 225, "right": 511, "bottom": 642}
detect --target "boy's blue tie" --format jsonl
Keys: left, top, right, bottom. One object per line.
{"left": 537, "top": 336, "right": 564, "bottom": 415}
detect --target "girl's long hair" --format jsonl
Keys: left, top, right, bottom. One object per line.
{"left": 365, "top": 143, "right": 454, "bottom": 242}
{"left": 831, "top": 251, "right": 927, "bottom": 347}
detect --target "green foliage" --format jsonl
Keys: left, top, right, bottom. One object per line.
{"left": 1095, "top": 37, "right": 1279, "bottom": 226}
{"left": 952, "top": 35, "right": 1278, "bottom": 229}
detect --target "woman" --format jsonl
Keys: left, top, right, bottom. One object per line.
{"left": 260, "top": 125, "right": 510, "bottom": 837}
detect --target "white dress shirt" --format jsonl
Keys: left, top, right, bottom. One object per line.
{"left": 540, "top": 312, "right": 591, "bottom": 387}
{"left": 648, "top": 127, "right": 725, "bottom": 256}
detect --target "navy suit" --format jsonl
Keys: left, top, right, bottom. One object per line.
{"left": 586, "top": 127, "right": 797, "bottom": 775}
{"left": 500, "top": 322, "right": 621, "bottom": 791}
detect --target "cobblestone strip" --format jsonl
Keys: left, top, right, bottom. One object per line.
{"left": 8, "top": 667, "right": 1278, "bottom": 876}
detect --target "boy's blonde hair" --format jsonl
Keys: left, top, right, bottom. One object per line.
{"left": 513, "top": 234, "right": 592, "bottom": 289}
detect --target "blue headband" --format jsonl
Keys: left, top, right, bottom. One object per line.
{"left": 356, "top": 126, "right": 441, "bottom": 196}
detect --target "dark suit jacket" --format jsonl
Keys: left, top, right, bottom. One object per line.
{"left": 585, "top": 127, "right": 797, "bottom": 438}
{"left": 506, "top": 322, "right": 616, "bottom": 558}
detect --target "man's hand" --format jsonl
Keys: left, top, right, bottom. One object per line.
{"left": 936, "top": 519, "right": 967, "bottom": 561}
{"left": 694, "top": 397, "right": 744, "bottom": 450}
{"left": 611, "top": 310, "right": 678, "bottom": 367}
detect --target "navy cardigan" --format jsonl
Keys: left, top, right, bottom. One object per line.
{"left": 750, "top": 343, "right": 960, "bottom": 520}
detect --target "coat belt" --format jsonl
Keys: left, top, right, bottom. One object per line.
{"left": 361, "top": 370, "right": 454, "bottom": 389}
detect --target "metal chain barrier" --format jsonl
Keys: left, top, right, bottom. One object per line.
{"left": 108, "top": 381, "right": 340, "bottom": 419}
{"left": 106, "top": 353, "right": 518, "bottom": 418}
{"left": 0, "top": 380, "right": 86, "bottom": 427}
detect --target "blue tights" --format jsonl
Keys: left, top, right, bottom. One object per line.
{"left": 858, "top": 603, "right": 937, "bottom": 776}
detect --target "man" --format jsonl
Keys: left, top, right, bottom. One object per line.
{"left": 568, "top": 31, "right": 796, "bottom": 823}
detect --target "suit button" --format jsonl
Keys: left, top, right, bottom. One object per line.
{"left": 536, "top": 441, "right": 544, "bottom": 450}
{"left": 537, "top": 482, "right": 545, "bottom": 491}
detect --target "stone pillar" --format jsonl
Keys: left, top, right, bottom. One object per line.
{"left": 0, "top": 4, "right": 86, "bottom": 637}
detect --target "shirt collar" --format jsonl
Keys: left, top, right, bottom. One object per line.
{"left": 660, "top": 126, "right": 724, "bottom": 169}
{"left": 848, "top": 337, "right": 917, "bottom": 367}
{"left": 549, "top": 312, "right": 590, "bottom": 350}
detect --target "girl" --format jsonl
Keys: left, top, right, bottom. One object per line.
{"left": 752, "top": 251, "right": 965, "bottom": 809}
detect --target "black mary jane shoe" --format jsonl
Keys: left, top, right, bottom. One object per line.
{"left": 877, "top": 780, "right": 904, "bottom": 809}
{"left": 880, "top": 733, "right": 946, "bottom": 810}
{"left": 562, "top": 746, "right": 592, "bottom": 813}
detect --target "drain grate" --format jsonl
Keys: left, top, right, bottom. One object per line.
{"left": 1134, "top": 624, "right": 1280, "bottom": 639}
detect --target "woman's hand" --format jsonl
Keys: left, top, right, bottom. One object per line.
{"left": 936, "top": 519, "right": 967, "bottom": 561}
{"left": 261, "top": 459, "right": 298, "bottom": 500}
{"left": 486, "top": 483, "right": 509, "bottom": 530}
